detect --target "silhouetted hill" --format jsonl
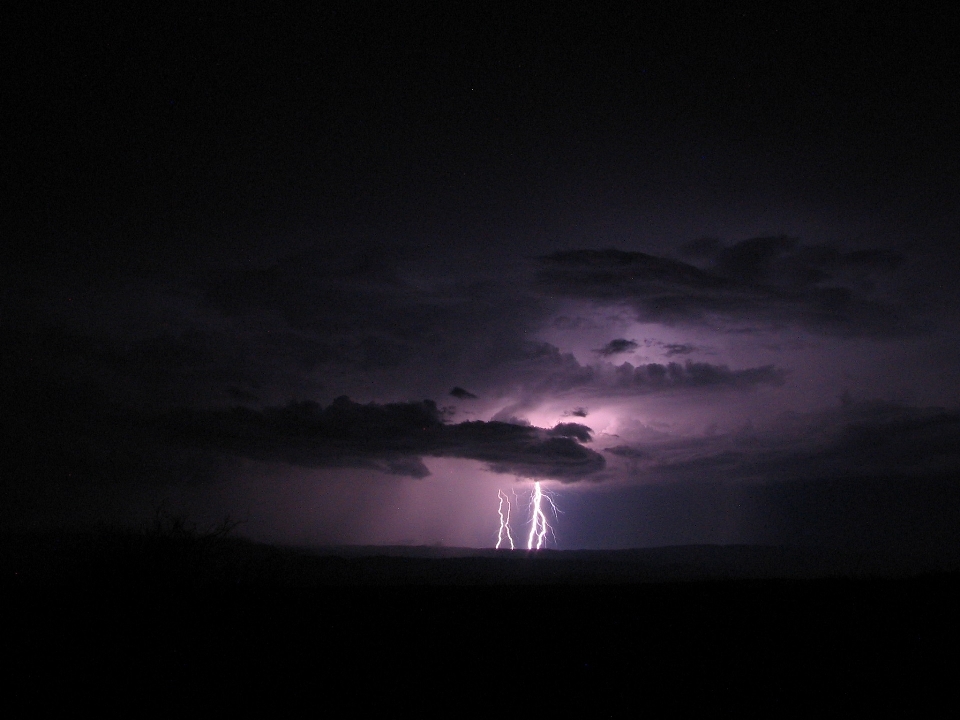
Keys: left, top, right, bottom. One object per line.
{"left": 7, "top": 530, "right": 960, "bottom": 714}
{"left": 6, "top": 530, "right": 960, "bottom": 588}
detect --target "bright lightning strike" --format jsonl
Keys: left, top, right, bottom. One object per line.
{"left": 526, "top": 481, "right": 558, "bottom": 550}
{"left": 494, "top": 481, "right": 560, "bottom": 550}
{"left": 496, "top": 489, "right": 515, "bottom": 550}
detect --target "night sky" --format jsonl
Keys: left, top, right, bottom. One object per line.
{"left": 4, "top": 4, "right": 960, "bottom": 555}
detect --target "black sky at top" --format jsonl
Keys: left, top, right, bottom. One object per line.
{"left": 5, "top": 3, "right": 958, "bottom": 278}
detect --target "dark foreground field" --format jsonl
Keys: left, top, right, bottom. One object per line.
{"left": 6, "top": 533, "right": 960, "bottom": 714}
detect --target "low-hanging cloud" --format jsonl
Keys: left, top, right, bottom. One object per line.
{"left": 602, "top": 402, "right": 960, "bottom": 485}
{"left": 537, "top": 239, "right": 914, "bottom": 336}
{"left": 157, "top": 396, "right": 606, "bottom": 480}
{"left": 547, "top": 422, "right": 594, "bottom": 442}
{"left": 450, "top": 386, "right": 478, "bottom": 399}
{"left": 661, "top": 343, "right": 697, "bottom": 356}
{"left": 596, "top": 339, "right": 638, "bottom": 356}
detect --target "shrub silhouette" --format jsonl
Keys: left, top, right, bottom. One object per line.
{"left": 81, "top": 507, "right": 246, "bottom": 589}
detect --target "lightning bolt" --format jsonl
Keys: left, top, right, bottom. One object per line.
{"left": 495, "top": 481, "right": 560, "bottom": 550}
{"left": 495, "top": 489, "right": 515, "bottom": 550}
{"left": 526, "top": 481, "right": 558, "bottom": 550}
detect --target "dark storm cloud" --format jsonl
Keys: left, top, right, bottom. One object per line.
{"left": 596, "top": 339, "right": 638, "bottom": 356}
{"left": 444, "top": 421, "right": 605, "bottom": 481}
{"left": 501, "top": 340, "right": 784, "bottom": 398}
{"left": 203, "top": 244, "right": 540, "bottom": 349}
{"left": 661, "top": 343, "right": 697, "bottom": 356}
{"left": 605, "top": 446, "right": 650, "bottom": 459}
{"left": 198, "top": 245, "right": 553, "bottom": 401}
{"left": 537, "top": 240, "right": 915, "bottom": 336}
{"left": 820, "top": 409, "right": 960, "bottom": 474}
{"left": 605, "top": 402, "right": 960, "bottom": 486}
{"left": 157, "top": 397, "right": 605, "bottom": 481}
{"left": 1, "top": 319, "right": 330, "bottom": 410}
{"left": 595, "top": 402, "right": 960, "bottom": 553}
{"left": 681, "top": 236, "right": 904, "bottom": 285}
{"left": 450, "top": 387, "right": 478, "bottom": 399}
{"left": 4, "top": 242, "right": 551, "bottom": 412}
{"left": 507, "top": 342, "right": 598, "bottom": 393}
{"left": 614, "top": 361, "right": 785, "bottom": 392}
{"left": 547, "top": 423, "right": 594, "bottom": 442}
{"left": 636, "top": 340, "right": 703, "bottom": 357}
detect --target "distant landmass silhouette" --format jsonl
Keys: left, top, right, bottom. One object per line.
{"left": 8, "top": 528, "right": 960, "bottom": 714}
{"left": 5, "top": 530, "right": 959, "bottom": 587}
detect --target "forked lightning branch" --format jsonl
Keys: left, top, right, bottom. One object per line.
{"left": 496, "top": 481, "right": 559, "bottom": 550}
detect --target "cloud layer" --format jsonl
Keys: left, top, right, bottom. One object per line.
{"left": 601, "top": 402, "right": 960, "bottom": 485}
{"left": 596, "top": 339, "right": 638, "bottom": 356}
{"left": 158, "top": 397, "right": 605, "bottom": 480}
{"left": 537, "top": 239, "right": 913, "bottom": 336}
{"left": 502, "top": 340, "right": 786, "bottom": 398}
